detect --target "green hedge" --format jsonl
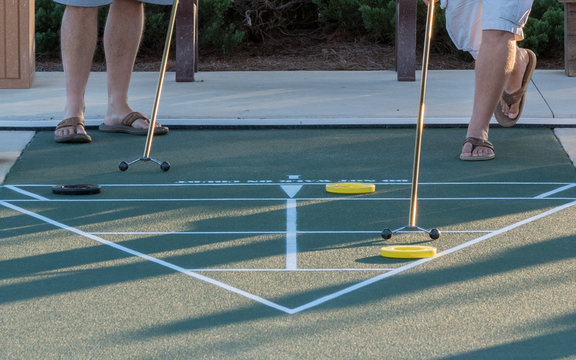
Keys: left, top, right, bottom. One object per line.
{"left": 35, "top": 0, "right": 564, "bottom": 59}
{"left": 521, "top": 0, "right": 565, "bottom": 56}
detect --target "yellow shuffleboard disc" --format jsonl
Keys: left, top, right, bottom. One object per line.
{"left": 380, "top": 245, "right": 437, "bottom": 259}
{"left": 326, "top": 183, "right": 375, "bottom": 194}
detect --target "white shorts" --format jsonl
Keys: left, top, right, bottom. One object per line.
{"left": 440, "top": 0, "right": 533, "bottom": 57}
{"left": 54, "top": 0, "right": 173, "bottom": 6}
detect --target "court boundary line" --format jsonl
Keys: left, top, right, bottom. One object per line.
{"left": 2, "top": 182, "right": 575, "bottom": 314}
{"left": 3, "top": 198, "right": 575, "bottom": 202}
{"left": 186, "top": 268, "right": 395, "bottom": 272}
{"left": 87, "top": 230, "right": 496, "bottom": 235}
{"left": 0, "top": 200, "right": 294, "bottom": 313}
{"left": 288, "top": 200, "right": 576, "bottom": 313}
{"left": 535, "top": 183, "right": 576, "bottom": 198}
{"left": 2, "top": 197, "right": 575, "bottom": 314}
{"left": 4, "top": 181, "right": 576, "bottom": 187}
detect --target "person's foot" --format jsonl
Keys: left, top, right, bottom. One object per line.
{"left": 102, "top": 110, "right": 161, "bottom": 129}
{"left": 460, "top": 137, "right": 495, "bottom": 161}
{"left": 54, "top": 104, "right": 91, "bottom": 143}
{"left": 99, "top": 109, "right": 169, "bottom": 136}
{"left": 54, "top": 117, "right": 92, "bottom": 143}
{"left": 498, "top": 48, "right": 530, "bottom": 120}
{"left": 54, "top": 121, "right": 89, "bottom": 139}
{"left": 102, "top": 107, "right": 167, "bottom": 132}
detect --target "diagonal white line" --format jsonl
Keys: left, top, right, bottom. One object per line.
{"left": 3, "top": 198, "right": 574, "bottom": 315}
{"left": 0, "top": 200, "right": 294, "bottom": 314}
{"left": 287, "top": 200, "right": 576, "bottom": 314}
{"left": 3, "top": 185, "right": 49, "bottom": 201}
{"left": 534, "top": 184, "right": 576, "bottom": 199}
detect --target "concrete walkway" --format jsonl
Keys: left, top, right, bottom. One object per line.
{"left": 0, "top": 70, "right": 575, "bottom": 181}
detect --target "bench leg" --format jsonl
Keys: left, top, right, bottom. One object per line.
{"left": 565, "top": 3, "right": 576, "bottom": 77}
{"left": 396, "top": 0, "right": 417, "bottom": 81}
{"left": 176, "top": 0, "right": 198, "bottom": 82}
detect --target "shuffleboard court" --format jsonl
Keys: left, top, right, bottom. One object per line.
{"left": 1, "top": 128, "right": 575, "bottom": 359}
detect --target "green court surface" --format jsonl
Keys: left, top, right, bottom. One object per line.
{"left": 1, "top": 128, "right": 575, "bottom": 359}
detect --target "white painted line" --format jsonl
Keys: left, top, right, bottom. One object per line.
{"left": 534, "top": 184, "right": 576, "bottom": 199}
{"left": 6, "top": 181, "right": 575, "bottom": 187}
{"left": 287, "top": 200, "right": 576, "bottom": 314}
{"left": 3, "top": 195, "right": 575, "bottom": 314}
{"left": 91, "top": 231, "right": 287, "bottom": 235}
{"left": 89, "top": 230, "right": 495, "bottom": 235}
{"left": 286, "top": 199, "right": 298, "bottom": 270}
{"left": 4, "top": 197, "right": 576, "bottom": 203}
{"left": 0, "top": 200, "right": 294, "bottom": 314}
{"left": 429, "top": 200, "right": 576, "bottom": 257}
{"left": 3, "top": 185, "right": 49, "bottom": 201}
{"left": 281, "top": 185, "right": 303, "bottom": 198}
{"left": 187, "top": 268, "right": 393, "bottom": 272}
{"left": 389, "top": 230, "right": 495, "bottom": 234}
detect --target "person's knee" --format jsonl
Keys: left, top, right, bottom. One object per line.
{"left": 482, "top": 30, "right": 515, "bottom": 45}
{"left": 112, "top": 0, "right": 144, "bottom": 7}
{"left": 65, "top": 4, "right": 99, "bottom": 11}
{"left": 64, "top": 5, "right": 99, "bottom": 17}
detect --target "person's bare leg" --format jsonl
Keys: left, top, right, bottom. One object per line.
{"left": 461, "top": 30, "right": 516, "bottom": 159}
{"left": 102, "top": 0, "right": 163, "bottom": 130}
{"left": 55, "top": 6, "right": 98, "bottom": 138}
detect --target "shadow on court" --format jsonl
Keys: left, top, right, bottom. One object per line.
{"left": 1, "top": 128, "right": 575, "bottom": 359}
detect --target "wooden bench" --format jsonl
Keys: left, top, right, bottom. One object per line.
{"left": 559, "top": 0, "right": 576, "bottom": 76}
{"left": 174, "top": 0, "right": 417, "bottom": 82}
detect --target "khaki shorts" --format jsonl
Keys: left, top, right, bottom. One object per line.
{"left": 54, "top": 0, "right": 173, "bottom": 6}
{"left": 440, "top": 0, "right": 534, "bottom": 57}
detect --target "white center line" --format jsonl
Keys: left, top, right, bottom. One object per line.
{"left": 286, "top": 199, "right": 298, "bottom": 270}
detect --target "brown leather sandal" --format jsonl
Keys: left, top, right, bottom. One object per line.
{"left": 54, "top": 117, "right": 92, "bottom": 144}
{"left": 494, "top": 49, "right": 537, "bottom": 127}
{"left": 98, "top": 112, "right": 169, "bottom": 136}
{"left": 460, "top": 137, "right": 495, "bottom": 161}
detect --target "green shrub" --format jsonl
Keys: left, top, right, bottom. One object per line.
{"left": 358, "top": 0, "right": 396, "bottom": 42}
{"left": 199, "top": 0, "right": 244, "bottom": 53}
{"left": 313, "top": 0, "right": 364, "bottom": 35}
{"left": 34, "top": 0, "right": 565, "bottom": 62}
{"left": 35, "top": 0, "right": 64, "bottom": 56}
{"left": 35, "top": 1, "right": 110, "bottom": 59}
{"left": 521, "top": 0, "right": 564, "bottom": 57}
{"left": 139, "top": 5, "right": 171, "bottom": 57}
{"left": 232, "top": 0, "right": 319, "bottom": 43}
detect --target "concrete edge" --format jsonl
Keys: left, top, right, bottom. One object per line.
{"left": 0, "top": 131, "right": 35, "bottom": 184}
{"left": 554, "top": 128, "right": 576, "bottom": 167}
{"left": 0, "top": 117, "right": 575, "bottom": 129}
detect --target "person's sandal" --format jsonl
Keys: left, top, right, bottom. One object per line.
{"left": 98, "top": 112, "right": 169, "bottom": 136}
{"left": 493, "top": 49, "right": 537, "bottom": 127}
{"left": 460, "top": 137, "right": 495, "bottom": 161}
{"left": 54, "top": 117, "right": 92, "bottom": 144}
